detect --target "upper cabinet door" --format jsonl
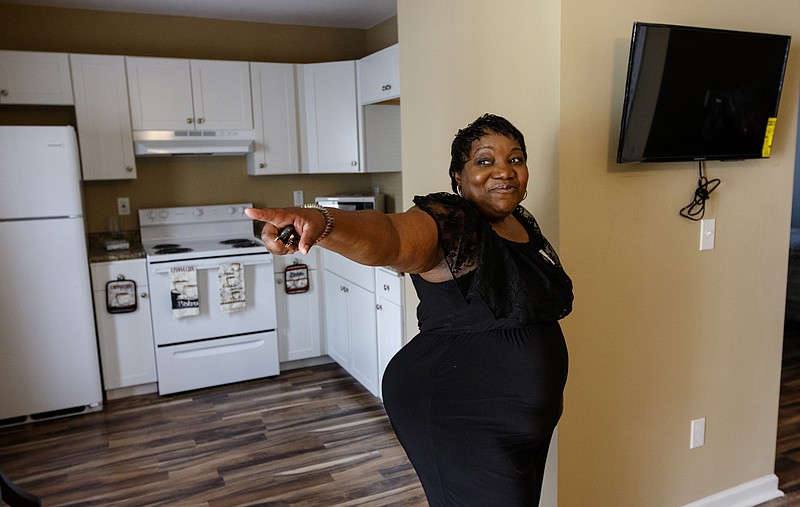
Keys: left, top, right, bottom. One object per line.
{"left": 70, "top": 54, "right": 137, "bottom": 180}
{"left": 190, "top": 59, "right": 253, "bottom": 130}
{"left": 126, "top": 57, "right": 252, "bottom": 131}
{"left": 248, "top": 62, "right": 300, "bottom": 175}
{"left": 0, "top": 50, "right": 74, "bottom": 105}
{"left": 126, "top": 56, "right": 195, "bottom": 130}
{"left": 357, "top": 44, "right": 399, "bottom": 105}
{"left": 301, "top": 60, "right": 360, "bottom": 173}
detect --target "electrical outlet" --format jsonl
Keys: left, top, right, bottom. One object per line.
{"left": 690, "top": 418, "right": 706, "bottom": 449}
{"left": 117, "top": 197, "right": 130, "bottom": 216}
{"left": 293, "top": 190, "right": 304, "bottom": 206}
{"left": 700, "top": 219, "right": 715, "bottom": 251}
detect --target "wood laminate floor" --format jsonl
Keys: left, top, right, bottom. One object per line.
{"left": 763, "top": 320, "right": 800, "bottom": 506}
{"left": 0, "top": 364, "right": 426, "bottom": 506}
{"left": 4, "top": 333, "right": 800, "bottom": 507}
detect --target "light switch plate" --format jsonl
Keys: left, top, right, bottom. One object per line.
{"left": 700, "top": 219, "right": 715, "bottom": 251}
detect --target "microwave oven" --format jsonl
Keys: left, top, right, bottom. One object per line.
{"left": 315, "top": 194, "right": 385, "bottom": 212}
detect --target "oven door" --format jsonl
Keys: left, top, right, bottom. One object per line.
{"left": 156, "top": 331, "right": 278, "bottom": 395}
{"left": 147, "top": 253, "right": 276, "bottom": 346}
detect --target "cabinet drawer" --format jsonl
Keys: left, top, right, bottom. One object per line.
{"left": 322, "top": 249, "right": 374, "bottom": 291}
{"left": 376, "top": 267, "right": 402, "bottom": 306}
{"left": 90, "top": 259, "right": 148, "bottom": 291}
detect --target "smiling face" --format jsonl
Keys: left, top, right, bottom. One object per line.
{"left": 454, "top": 132, "right": 529, "bottom": 222}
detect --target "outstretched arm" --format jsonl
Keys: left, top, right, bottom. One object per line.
{"left": 244, "top": 206, "right": 443, "bottom": 275}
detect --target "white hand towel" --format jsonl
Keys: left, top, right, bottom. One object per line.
{"left": 219, "top": 262, "right": 246, "bottom": 314}
{"left": 170, "top": 266, "right": 200, "bottom": 319}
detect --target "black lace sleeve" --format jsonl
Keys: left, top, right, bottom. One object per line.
{"left": 413, "top": 192, "right": 573, "bottom": 323}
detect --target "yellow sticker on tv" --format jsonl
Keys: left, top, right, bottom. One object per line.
{"left": 762, "top": 117, "right": 777, "bottom": 158}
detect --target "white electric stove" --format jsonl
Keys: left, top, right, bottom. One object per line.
{"left": 139, "top": 203, "right": 279, "bottom": 395}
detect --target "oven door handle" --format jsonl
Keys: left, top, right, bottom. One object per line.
{"left": 152, "top": 258, "right": 272, "bottom": 274}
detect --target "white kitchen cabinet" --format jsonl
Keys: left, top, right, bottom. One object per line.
{"left": 90, "top": 259, "right": 157, "bottom": 391}
{"left": 299, "top": 60, "right": 360, "bottom": 173}
{"left": 70, "top": 54, "right": 137, "bottom": 180}
{"left": 357, "top": 44, "right": 401, "bottom": 173}
{"left": 274, "top": 250, "right": 322, "bottom": 363}
{"left": 0, "top": 50, "right": 73, "bottom": 105}
{"left": 323, "top": 269, "right": 352, "bottom": 369}
{"left": 322, "top": 250, "right": 379, "bottom": 396}
{"left": 248, "top": 62, "right": 300, "bottom": 175}
{"left": 357, "top": 44, "right": 399, "bottom": 105}
{"left": 126, "top": 56, "right": 253, "bottom": 131}
{"left": 375, "top": 267, "right": 405, "bottom": 399}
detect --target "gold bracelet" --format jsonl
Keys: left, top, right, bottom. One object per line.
{"left": 301, "top": 203, "right": 335, "bottom": 241}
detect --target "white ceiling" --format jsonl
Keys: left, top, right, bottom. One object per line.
{"left": 6, "top": 0, "right": 397, "bottom": 29}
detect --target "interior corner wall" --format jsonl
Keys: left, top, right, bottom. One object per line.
{"left": 559, "top": 1, "right": 800, "bottom": 506}
{"left": 396, "top": 0, "right": 560, "bottom": 237}
{"left": 397, "top": 0, "right": 561, "bottom": 504}
{"left": 395, "top": 0, "right": 561, "bottom": 330}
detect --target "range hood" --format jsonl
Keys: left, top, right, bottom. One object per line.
{"left": 133, "top": 130, "right": 256, "bottom": 156}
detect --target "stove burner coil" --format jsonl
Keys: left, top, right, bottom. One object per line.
{"left": 154, "top": 246, "right": 193, "bottom": 255}
{"left": 221, "top": 238, "right": 259, "bottom": 248}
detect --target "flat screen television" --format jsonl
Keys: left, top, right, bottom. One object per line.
{"left": 616, "top": 22, "right": 791, "bottom": 164}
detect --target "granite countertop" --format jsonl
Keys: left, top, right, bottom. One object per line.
{"left": 88, "top": 231, "right": 146, "bottom": 263}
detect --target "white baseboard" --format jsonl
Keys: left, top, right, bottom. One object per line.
{"left": 682, "top": 474, "right": 783, "bottom": 507}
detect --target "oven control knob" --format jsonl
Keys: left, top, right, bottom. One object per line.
{"left": 227, "top": 206, "right": 240, "bottom": 216}
{"left": 147, "top": 210, "right": 157, "bottom": 220}
{"left": 159, "top": 210, "right": 169, "bottom": 219}
{"left": 193, "top": 208, "right": 204, "bottom": 217}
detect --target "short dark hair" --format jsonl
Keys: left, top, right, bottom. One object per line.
{"left": 449, "top": 113, "right": 527, "bottom": 193}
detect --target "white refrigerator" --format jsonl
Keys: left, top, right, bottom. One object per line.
{"left": 0, "top": 126, "right": 103, "bottom": 423}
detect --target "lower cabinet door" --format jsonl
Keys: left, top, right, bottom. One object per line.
{"left": 323, "top": 270, "right": 351, "bottom": 369}
{"left": 275, "top": 268, "right": 322, "bottom": 362}
{"left": 347, "top": 282, "right": 378, "bottom": 397}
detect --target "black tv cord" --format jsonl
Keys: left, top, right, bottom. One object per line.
{"left": 680, "top": 161, "right": 720, "bottom": 221}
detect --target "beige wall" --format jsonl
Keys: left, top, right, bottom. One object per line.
{"left": 560, "top": 1, "right": 799, "bottom": 504}
{"left": 397, "top": 1, "right": 561, "bottom": 502}
{"left": 397, "top": 0, "right": 561, "bottom": 234}
{"left": 399, "top": 0, "right": 800, "bottom": 506}
{"left": 0, "top": 4, "right": 401, "bottom": 233}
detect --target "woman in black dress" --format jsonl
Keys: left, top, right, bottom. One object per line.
{"left": 245, "top": 113, "right": 573, "bottom": 506}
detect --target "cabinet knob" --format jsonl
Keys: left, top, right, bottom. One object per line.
{"left": 0, "top": 89, "right": 8, "bottom": 97}
{"left": 381, "top": 84, "right": 392, "bottom": 92}
{"left": 376, "top": 304, "right": 383, "bottom": 311}
{"left": 259, "top": 163, "right": 266, "bottom": 169}
{"left": 197, "top": 117, "right": 205, "bottom": 124}
{"left": 126, "top": 166, "right": 134, "bottom": 172}
{"left": 383, "top": 284, "right": 390, "bottom": 292}
{"left": 351, "top": 160, "right": 358, "bottom": 167}
{"left": 140, "top": 292, "right": 148, "bottom": 298}
{"left": 186, "top": 118, "right": 193, "bottom": 124}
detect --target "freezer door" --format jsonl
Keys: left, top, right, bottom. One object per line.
{"left": 0, "top": 218, "right": 102, "bottom": 420}
{"left": 0, "top": 126, "right": 83, "bottom": 220}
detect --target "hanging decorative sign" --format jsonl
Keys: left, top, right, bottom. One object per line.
{"left": 284, "top": 264, "right": 310, "bottom": 294}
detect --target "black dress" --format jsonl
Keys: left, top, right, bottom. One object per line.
{"left": 381, "top": 193, "right": 573, "bottom": 506}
